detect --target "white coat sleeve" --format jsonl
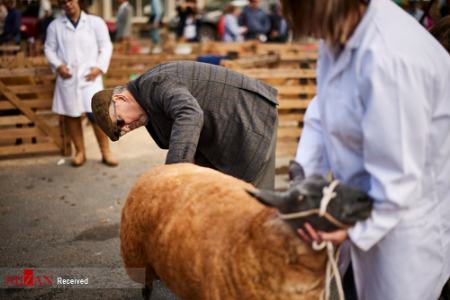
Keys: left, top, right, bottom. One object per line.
{"left": 93, "top": 17, "right": 113, "bottom": 74}
{"left": 295, "top": 96, "right": 330, "bottom": 177}
{"left": 44, "top": 21, "right": 63, "bottom": 73}
{"left": 348, "top": 52, "right": 428, "bottom": 251}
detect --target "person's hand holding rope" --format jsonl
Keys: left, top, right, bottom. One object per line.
{"left": 298, "top": 222, "right": 348, "bottom": 246}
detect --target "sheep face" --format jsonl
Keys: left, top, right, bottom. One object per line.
{"left": 248, "top": 161, "right": 373, "bottom": 232}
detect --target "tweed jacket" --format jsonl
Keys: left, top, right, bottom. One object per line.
{"left": 127, "top": 61, "right": 278, "bottom": 183}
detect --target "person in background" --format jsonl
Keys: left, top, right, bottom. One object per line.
{"left": 45, "top": 0, "right": 117, "bottom": 167}
{"left": 407, "top": 0, "right": 424, "bottom": 21}
{"left": 176, "top": 0, "right": 200, "bottom": 42}
{"left": 115, "top": 0, "right": 133, "bottom": 42}
{"left": 223, "top": 4, "right": 246, "bottom": 42}
{"left": 280, "top": 0, "right": 450, "bottom": 299}
{"left": 39, "top": 0, "right": 52, "bottom": 19}
{"left": 238, "top": 0, "right": 269, "bottom": 41}
{"left": 0, "top": 0, "right": 20, "bottom": 44}
{"left": 267, "top": 3, "right": 288, "bottom": 43}
{"left": 0, "top": 2, "right": 7, "bottom": 37}
{"left": 38, "top": 0, "right": 53, "bottom": 42}
{"left": 149, "top": 0, "right": 163, "bottom": 54}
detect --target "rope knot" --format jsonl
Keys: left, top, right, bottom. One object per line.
{"left": 319, "top": 180, "right": 339, "bottom": 217}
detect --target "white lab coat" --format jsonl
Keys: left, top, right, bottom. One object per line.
{"left": 44, "top": 12, "right": 113, "bottom": 117}
{"left": 295, "top": 0, "right": 450, "bottom": 299}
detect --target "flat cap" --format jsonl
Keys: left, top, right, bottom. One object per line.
{"left": 91, "top": 89, "right": 120, "bottom": 141}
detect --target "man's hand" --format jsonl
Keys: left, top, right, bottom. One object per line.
{"left": 85, "top": 67, "right": 103, "bottom": 81}
{"left": 56, "top": 64, "right": 72, "bottom": 79}
{"left": 297, "top": 222, "right": 348, "bottom": 246}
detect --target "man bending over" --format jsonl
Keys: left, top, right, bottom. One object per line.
{"left": 91, "top": 61, "right": 278, "bottom": 189}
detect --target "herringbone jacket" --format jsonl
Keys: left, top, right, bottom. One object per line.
{"left": 127, "top": 61, "right": 278, "bottom": 183}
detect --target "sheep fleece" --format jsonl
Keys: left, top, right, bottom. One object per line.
{"left": 120, "top": 163, "right": 327, "bottom": 300}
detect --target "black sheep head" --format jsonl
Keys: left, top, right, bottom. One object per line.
{"left": 248, "top": 161, "right": 373, "bottom": 232}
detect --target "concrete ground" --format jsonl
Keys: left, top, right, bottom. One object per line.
{"left": 0, "top": 125, "right": 180, "bottom": 300}
{"left": 0, "top": 123, "right": 289, "bottom": 300}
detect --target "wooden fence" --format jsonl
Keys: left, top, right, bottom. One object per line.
{"left": 239, "top": 68, "right": 316, "bottom": 173}
{"left": 0, "top": 67, "right": 70, "bottom": 157}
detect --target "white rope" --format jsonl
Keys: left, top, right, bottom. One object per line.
{"left": 313, "top": 180, "right": 345, "bottom": 300}
{"left": 324, "top": 242, "right": 345, "bottom": 300}
{"left": 319, "top": 180, "right": 339, "bottom": 217}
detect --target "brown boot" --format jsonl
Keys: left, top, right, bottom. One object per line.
{"left": 93, "top": 124, "right": 119, "bottom": 167}
{"left": 64, "top": 116, "right": 86, "bottom": 167}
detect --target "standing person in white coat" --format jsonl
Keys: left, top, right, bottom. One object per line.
{"left": 280, "top": 0, "right": 450, "bottom": 299}
{"left": 45, "top": 0, "right": 117, "bottom": 167}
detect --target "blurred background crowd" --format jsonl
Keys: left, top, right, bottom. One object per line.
{"left": 0, "top": 0, "right": 448, "bottom": 53}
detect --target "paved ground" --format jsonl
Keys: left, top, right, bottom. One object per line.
{"left": 0, "top": 125, "right": 182, "bottom": 300}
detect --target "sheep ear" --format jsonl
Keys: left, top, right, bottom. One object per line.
{"left": 288, "top": 160, "right": 305, "bottom": 182}
{"left": 247, "top": 189, "right": 286, "bottom": 208}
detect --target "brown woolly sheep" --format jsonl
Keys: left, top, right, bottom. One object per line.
{"left": 120, "top": 163, "right": 372, "bottom": 300}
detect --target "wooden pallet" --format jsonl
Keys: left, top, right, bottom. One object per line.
{"left": 238, "top": 68, "right": 316, "bottom": 168}
{"left": 221, "top": 54, "right": 280, "bottom": 69}
{"left": 0, "top": 67, "right": 70, "bottom": 158}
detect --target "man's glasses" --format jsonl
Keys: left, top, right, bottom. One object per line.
{"left": 112, "top": 100, "right": 125, "bottom": 129}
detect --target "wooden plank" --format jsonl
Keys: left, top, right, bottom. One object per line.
{"left": 0, "top": 99, "right": 52, "bottom": 110}
{"left": 0, "top": 127, "right": 48, "bottom": 139}
{"left": 0, "top": 45, "right": 21, "bottom": 52}
{"left": 241, "top": 69, "right": 316, "bottom": 79}
{"left": 0, "top": 136, "right": 50, "bottom": 146}
{"left": 8, "top": 84, "right": 54, "bottom": 94}
{"left": 221, "top": 54, "right": 279, "bottom": 69}
{"left": 0, "top": 67, "right": 52, "bottom": 78}
{"left": 278, "top": 99, "right": 311, "bottom": 109}
{"left": 280, "top": 53, "right": 319, "bottom": 61}
{"left": 279, "top": 113, "right": 304, "bottom": 122}
{"left": 275, "top": 85, "right": 316, "bottom": 95}
{"left": 104, "top": 79, "right": 128, "bottom": 87}
{"left": 278, "top": 127, "right": 302, "bottom": 139}
{"left": 0, "top": 143, "right": 60, "bottom": 156}
{"left": 276, "top": 143, "right": 298, "bottom": 157}
{"left": 111, "top": 54, "right": 197, "bottom": 65}
{"left": 0, "top": 81, "right": 62, "bottom": 148}
{"left": 279, "top": 120, "right": 300, "bottom": 127}
{"left": 107, "top": 67, "right": 146, "bottom": 75}
{"left": 200, "top": 41, "right": 258, "bottom": 55}
{"left": 0, "top": 115, "right": 32, "bottom": 126}
{"left": 256, "top": 43, "right": 318, "bottom": 52}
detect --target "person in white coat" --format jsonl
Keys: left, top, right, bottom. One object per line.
{"left": 45, "top": 0, "right": 117, "bottom": 167}
{"left": 280, "top": 0, "right": 450, "bottom": 299}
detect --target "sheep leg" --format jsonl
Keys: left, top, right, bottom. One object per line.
{"left": 142, "top": 283, "right": 152, "bottom": 300}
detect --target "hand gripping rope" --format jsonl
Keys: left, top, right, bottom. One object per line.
{"left": 278, "top": 180, "right": 345, "bottom": 300}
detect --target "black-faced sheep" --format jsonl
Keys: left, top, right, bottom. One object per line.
{"left": 120, "top": 163, "right": 372, "bottom": 300}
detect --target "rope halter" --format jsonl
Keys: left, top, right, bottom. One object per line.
{"left": 277, "top": 180, "right": 347, "bottom": 228}
{"left": 277, "top": 180, "right": 345, "bottom": 300}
